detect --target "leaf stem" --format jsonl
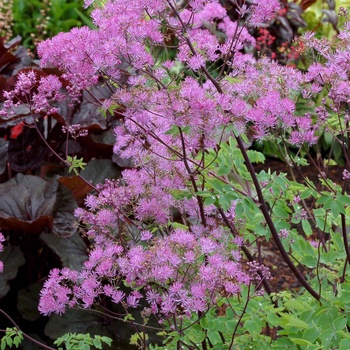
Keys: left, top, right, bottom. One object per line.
{"left": 0, "top": 309, "right": 56, "bottom": 350}
{"left": 33, "top": 119, "right": 98, "bottom": 192}
{"left": 235, "top": 134, "right": 321, "bottom": 301}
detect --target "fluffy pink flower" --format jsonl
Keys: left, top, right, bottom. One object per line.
{"left": 249, "top": 0, "right": 280, "bottom": 25}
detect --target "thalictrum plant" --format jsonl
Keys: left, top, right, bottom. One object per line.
{"left": 2, "top": 1, "right": 350, "bottom": 349}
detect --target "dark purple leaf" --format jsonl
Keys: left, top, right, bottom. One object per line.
{"left": 0, "top": 138, "right": 8, "bottom": 174}
{"left": 322, "top": 10, "right": 338, "bottom": 31}
{"left": 17, "top": 282, "right": 42, "bottom": 321}
{"left": 0, "top": 174, "right": 57, "bottom": 233}
{"left": 40, "top": 232, "right": 87, "bottom": 270}
{"left": 0, "top": 245, "right": 25, "bottom": 298}
{"left": 8, "top": 121, "right": 48, "bottom": 172}
{"left": 52, "top": 183, "right": 78, "bottom": 237}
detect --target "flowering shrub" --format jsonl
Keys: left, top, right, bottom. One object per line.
{"left": 2, "top": 0, "right": 350, "bottom": 349}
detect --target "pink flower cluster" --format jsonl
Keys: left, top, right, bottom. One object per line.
{"left": 39, "top": 204, "right": 260, "bottom": 318}
{"left": 1, "top": 70, "right": 63, "bottom": 120}
{"left": 31, "top": 0, "right": 325, "bottom": 320}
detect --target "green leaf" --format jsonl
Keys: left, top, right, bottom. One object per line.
{"left": 339, "top": 338, "right": 350, "bottom": 350}
{"left": 300, "top": 188, "right": 313, "bottom": 199}
{"left": 6, "top": 337, "right": 12, "bottom": 347}
{"left": 290, "top": 338, "right": 313, "bottom": 346}
{"left": 13, "top": 335, "right": 22, "bottom": 348}
{"left": 303, "top": 327, "right": 321, "bottom": 343}
{"left": 284, "top": 299, "right": 310, "bottom": 312}
{"left": 331, "top": 200, "right": 345, "bottom": 218}
{"left": 286, "top": 316, "right": 310, "bottom": 329}
{"left": 243, "top": 319, "right": 262, "bottom": 335}
{"left": 302, "top": 220, "right": 313, "bottom": 236}
{"left": 317, "top": 195, "right": 331, "bottom": 205}
{"left": 206, "top": 178, "right": 225, "bottom": 192}
{"left": 207, "top": 330, "right": 222, "bottom": 345}
{"left": 165, "top": 125, "right": 179, "bottom": 135}
{"left": 333, "top": 316, "right": 347, "bottom": 331}
{"left": 266, "top": 312, "right": 281, "bottom": 327}
{"left": 337, "top": 194, "right": 350, "bottom": 206}
{"left": 100, "top": 337, "right": 112, "bottom": 346}
{"left": 93, "top": 338, "right": 102, "bottom": 349}
{"left": 186, "top": 324, "right": 205, "bottom": 343}
{"left": 200, "top": 316, "right": 216, "bottom": 330}
{"left": 74, "top": 8, "right": 95, "bottom": 28}
{"left": 204, "top": 195, "right": 217, "bottom": 206}
{"left": 170, "top": 222, "right": 189, "bottom": 230}
{"left": 246, "top": 150, "right": 265, "bottom": 163}
{"left": 323, "top": 197, "right": 334, "bottom": 210}
{"left": 320, "top": 328, "right": 334, "bottom": 348}
{"left": 273, "top": 206, "right": 290, "bottom": 219}
{"left": 217, "top": 165, "right": 231, "bottom": 176}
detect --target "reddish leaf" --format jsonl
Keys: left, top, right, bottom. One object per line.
{"left": 10, "top": 121, "right": 24, "bottom": 139}
{"left": 58, "top": 176, "right": 92, "bottom": 205}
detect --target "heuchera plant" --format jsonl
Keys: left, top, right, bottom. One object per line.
{"left": 3, "top": 0, "right": 350, "bottom": 349}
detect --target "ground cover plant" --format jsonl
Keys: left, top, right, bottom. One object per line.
{"left": 2, "top": 0, "right": 350, "bottom": 349}
{"left": 11, "top": 0, "right": 91, "bottom": 52}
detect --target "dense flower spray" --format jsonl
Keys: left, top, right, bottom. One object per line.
{"left": 32, "top": 0, "right": 284, "bottom": 321}
{"left": 4, "top": 0, "right": 348, "bottom": 340}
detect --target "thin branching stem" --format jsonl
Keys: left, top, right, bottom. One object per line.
{"left": 235, "top": 135, "right": 321, "bottom": 301}
{"left": 0, "top": 309, "right": 56, "bottom": 350}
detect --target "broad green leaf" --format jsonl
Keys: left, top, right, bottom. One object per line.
{"left": 302, "top": 220, "right": 313, "bottom": 236}
{"left": 267, "top": 312, "right": 280, "bottom": 327}
{"left": 337, "top": 194, "right": 350, "bottom": 206}
{"left": 331, "top": 200, "right": 345, "bottom": 218}
{"left": 286, "top": 316, "right": 310, "bottom": 329}
{"left": 207, "top": 330, "right": 222, "bottom": 345}
{"left": 200, "top": 316, "right": 216, "bottom": 330}
{"left": 273, "top": 206, "right": 290, "bottom": 219}
{"left": 290, "top": 338, "right": 313, "bottom": 346}
{"left": 339, "top": 338, "right": 350, "bottom": 350}
{"left": 300, "top": 188, "right": 314, "bottom": 199}
{"left": 217, "top": 165, "right": 231, "bottom": 176}
{"left": 284, "top": 299, "right": 311, "bottom": 312}
{"left": 243, "top": 319, "right": 262, "bottom": 335}
{"left": 186, "top": 324, "right": 205, "bottom": 343}
{"left": 333, "top": 316, "right": 347, "bottom": 331}
{"left": 303, "top": 327, "right": 321, "bottom": 343}
{"left": 246, "top": 150, "right": 265, "bottom": 163}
